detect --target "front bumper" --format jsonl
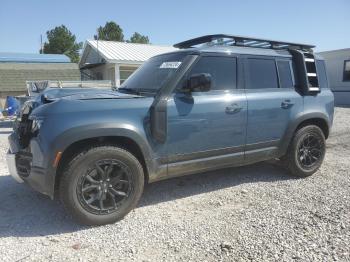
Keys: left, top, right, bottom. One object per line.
{"left": 6, "top": 151, "right": 24, "bottom": 183}
{"left": 7, "top": 132, "right": 55, "bottom": 198}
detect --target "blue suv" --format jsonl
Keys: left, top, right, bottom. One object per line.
{"left": 7, "top": 35, "right": 334, "bottom": 225}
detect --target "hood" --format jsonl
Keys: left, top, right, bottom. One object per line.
{"left": 40, "top": 88, "right": 142, "bottom": 102}
{"left": 19, "top": 88, "right": 144, "bottom": 117}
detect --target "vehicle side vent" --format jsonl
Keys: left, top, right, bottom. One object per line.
{"left": 289, "top": 49, "right": 320, "bottom": 94}
{"left": 150, "top": 101, "right": 167, "bottom": 144}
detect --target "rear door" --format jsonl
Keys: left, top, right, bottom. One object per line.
{"left": 243, "top": 56, "right": 303, "bottom": 163}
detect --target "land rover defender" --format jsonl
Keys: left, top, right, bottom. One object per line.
{"left": 7, "top": 35, "right": 334, "bottom": 225}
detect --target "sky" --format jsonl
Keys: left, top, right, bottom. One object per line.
{"left": 0, "top": 0, "right": 349, "bottom": 53}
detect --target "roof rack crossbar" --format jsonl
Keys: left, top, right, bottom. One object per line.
{"left": 174, "top": 34, "right": 315, "bottom": 51}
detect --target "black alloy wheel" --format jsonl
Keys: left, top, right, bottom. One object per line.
{"left": 60, "top": 146, "right": 144, "bottom": 225}
{"left": 281, "top": 125, "right": 326, "bottom": 177}
{"left": 297, "top": 134, "right": 324, "bottom": 170}
{"left": 77, "top": 159, "right": 132, "bottom": 215}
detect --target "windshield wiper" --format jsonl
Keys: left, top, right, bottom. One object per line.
{"left": 118, "top": 87, "right": 140, "bottom": 95}
{"left": 136, "top": 88, "right": 157, "bottom": 95}
{"left": 118, "top": 87, "right": 157, "bottom": 96}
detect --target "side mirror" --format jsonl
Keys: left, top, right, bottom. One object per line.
{"left": 184, "top": 73, "right": 211, "bottom": 92}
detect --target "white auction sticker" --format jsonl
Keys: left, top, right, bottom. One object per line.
{"left": 159, "top": 62, "right": 182, "bottom": 69}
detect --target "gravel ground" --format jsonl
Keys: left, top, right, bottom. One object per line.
{"left": 0, "top": 108, "right": 349, "bottom": 262}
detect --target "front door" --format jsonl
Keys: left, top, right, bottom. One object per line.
{"left": 166, "top": 55, "right": 247, "bottom": 177}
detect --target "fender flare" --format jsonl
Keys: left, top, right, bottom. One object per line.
{"left": 279, "top": 112, "right": 330, "bottom": 154}
{"left": 47, "top": 123, "right": 154, "bottom": 176}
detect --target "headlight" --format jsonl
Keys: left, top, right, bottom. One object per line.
{"left": 31, "top": 118, "right": 44, "bottom": 134}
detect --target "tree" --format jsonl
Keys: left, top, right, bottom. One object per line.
{"left": 42, "top": 25, "right": 82, "bottom": 63}
{"left": 95, "top": 21, "right": 124, "bottom": 41}
{"left": 129, "top": 32, "right": 150, "bottom": 44}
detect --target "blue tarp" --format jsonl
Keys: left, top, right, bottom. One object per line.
{"left": 5, "top": 96, "right": 20, "bottom": 116}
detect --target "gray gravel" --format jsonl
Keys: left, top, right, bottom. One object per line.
{"left": 0, "top": 108, "right": 349, "bottom": 262}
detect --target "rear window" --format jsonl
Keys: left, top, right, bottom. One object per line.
{"left": 316, "top": 60, "right": 329, "bottom": 89}
{"left": 277, "top": 60, "right": 294, "bottom": 88}
{"left": 246, "top": 58, "right": 279, "bottom": 89}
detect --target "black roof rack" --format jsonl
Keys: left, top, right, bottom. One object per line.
{"left": 174, "top": 34, "right": 315, "bottom": 51}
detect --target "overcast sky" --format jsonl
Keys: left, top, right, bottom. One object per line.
{"left": 0, "top": 0, "right": 349, "bottom": 53}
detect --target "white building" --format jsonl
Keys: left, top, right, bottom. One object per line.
{"left": 318, "top": 48, "right": 350, "bottom": 106}
{"left": 79, "top": 40, "right": 177, "bottom": 87}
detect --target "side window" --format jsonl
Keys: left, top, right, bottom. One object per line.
{"left": 316, "top": 60, "right": 329, "bottom": 89}
{"left": 277, "top": 60, "right": 294, "bottom": 88}
{"left": 187, "top": 56, "right": 237, "bottom": 90}
{"left": 343, "top": 60, "right": 350, "bottom": 82}
{"left": 247, "top": 58, "right": 279, "bottom": 89}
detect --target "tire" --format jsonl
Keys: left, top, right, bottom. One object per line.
{"left": 59, "top": 145, "right": 144, "bottom": 226}
{"left": 282, "top": 125, "right": 326, "bottom": 177}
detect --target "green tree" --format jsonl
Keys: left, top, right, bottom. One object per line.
{"left": 95, "top": 21, "right": 124, "bottom": 41}
{"left": 129, "top": 32, "right": 150, "bottom": 44}
{"left": 42, "top": 25, "right": 82, "bottom": 63}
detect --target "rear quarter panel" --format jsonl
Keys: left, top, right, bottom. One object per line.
{"left": 279, "top": 88, "right": 334, "bottom": 155}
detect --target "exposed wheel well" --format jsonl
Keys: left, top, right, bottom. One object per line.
{"left": 296, "top": 118, "right": 329, "bottom": 139}
{"left": 54, "top": 136, "right": 148, "bottom": 197}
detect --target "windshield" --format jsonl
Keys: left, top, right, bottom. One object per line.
{"left": 119, "top": 53, "right": 187, "bottom": 93}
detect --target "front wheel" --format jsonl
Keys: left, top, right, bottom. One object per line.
{"left": 59, "top": 146, "right": 144, "bottom": 226}
{"left": 282, "top": 125, "right": 326, "bottom": 177}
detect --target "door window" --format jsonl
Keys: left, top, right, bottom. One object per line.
{"left": 246, "top": 58, "right": 279, "bottom": 89}
{"left": 186, "top": 56, "right": 237, "bottom": 90}
{"left": 277, "top": 60, "right": 294, "bottom": 88}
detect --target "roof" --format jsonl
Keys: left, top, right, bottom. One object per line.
{"left": 182, "top": 45, "right": 328, "bottom": 60}
{"left": 174, "top": 34, "right": 315, "bottom": 50}
{"left": 0, "top": 52, "right": 71, "bottom": 63}
{"left": 169, "top": 45, "right": 293, "bottom": 58}
{"left": 317, "top": 48, "right": 350, "bottom": 59}
{"left": 79, "top": 40, "right": 177, "bottom": 67}
{"left": 0, "top": 63, "right": 80, "bottom": 92}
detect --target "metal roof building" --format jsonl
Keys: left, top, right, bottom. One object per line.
{"left": 79, "top": 40, "right": 177, "bottom": 87}
{"left": 318, "top": 48, "right": 350, "bottom": 106}
{"left": 0, "top": 52, "right": 71, "bottom": 63}
{"left": 0, "top": 52, "right": 80, "bottom": 98}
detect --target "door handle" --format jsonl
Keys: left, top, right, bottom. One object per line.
{"left": 281, "top": 100, "right": 294, "bottom": 109}
{"left": 225, "top": 103, "right": 242, "bottom": 114}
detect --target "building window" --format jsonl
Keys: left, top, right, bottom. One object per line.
{"left": 344, "top": 60, "right": 350, "bottom": 82}
{"left": 95, "top": 72, "right": 103, "bottom": 80}
{"left": 246, "top": 58, "right": 279, "bottom": 89}
{"left": 120, "top": 66, "right": 137, "bottom": 84}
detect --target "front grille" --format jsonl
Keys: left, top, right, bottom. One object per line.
{"left": 16, "top": 100, "right": 35, "bottom": 148}
{"left": 18, "top": 118, "right": 33, "bottom": 148}
{"left": 16, "top": 152, "right": 32, "bottom": 177}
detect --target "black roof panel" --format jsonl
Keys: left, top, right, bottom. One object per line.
{"left": 174, "top": 34, "right": 315, "bottom": 51}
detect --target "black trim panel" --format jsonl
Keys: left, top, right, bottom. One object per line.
{"left": 245, "top": 139, "right": 280, "bottom": 151}
{"left": 168, "top": 145, "right": 244, "bottom": 164}
{"left": 151, "top": 139, "right": 280, "bottom": 183}
{"left": 167, "top": 151, "right": 244, "bottom": 180}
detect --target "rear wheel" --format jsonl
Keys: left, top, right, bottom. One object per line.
{"left": 59, "top": 146, "right": 144, "bottom": 225}
{"left": 282, "top": 125, "right": 326, "bottom": 177}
